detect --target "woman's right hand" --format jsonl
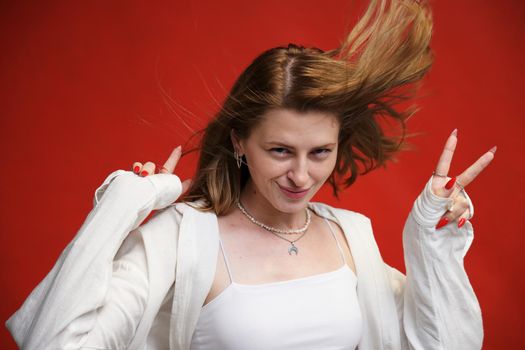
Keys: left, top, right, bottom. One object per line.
{"left": 131, "top": 145, "right": 193, "bottom": 194}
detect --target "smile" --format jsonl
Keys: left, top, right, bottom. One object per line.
{"left": 278, "top": 185, "right": 310, "bottom": 199}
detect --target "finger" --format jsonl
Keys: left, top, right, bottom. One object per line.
{"left": 447, "top": 195, "right": 470, "bottom": 220}
{"left": 140, "top": 161, "right": 156, "bottom": 177}
{"left": 434, "top": 129, "right": 458, "bottom": 177}
{"left": 162, "top": 146, "right": 182, "bottom": 174}
{"left": 132, "top": 162, "right": 143, "bottom": 174}
{"left": 155, "top": 164, "right": 170, "bottom": 174}
{"left": 433, "top": 176, "right": 459, "bottom": 199}
{"left": 181, "top": 178, "right": 193, "bottom": 194}
{"left": 457, "top": 209, "right": 471, "bottom": 229}
{"left": 456, "top": 146, "right": 496, "bottom": 188}
{"left": 436, "top": 194, "right": 470, "bottom": 230}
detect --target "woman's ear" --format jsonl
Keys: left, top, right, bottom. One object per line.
{"left": 230, "top": 129, "right": 243, "bottom": 155}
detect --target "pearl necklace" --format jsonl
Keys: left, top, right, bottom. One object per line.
{"left": 236, "top": 201, "right": 311, "bottom": 234}
{"left": 236, "top": 201, "right": 312, "bottom": 255}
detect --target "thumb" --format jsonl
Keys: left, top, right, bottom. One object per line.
{"left": 181, "top": 178, "right": 193, "bottom": 194}
{"left": 441, "top": 176, "right": 457, "bottom": 198}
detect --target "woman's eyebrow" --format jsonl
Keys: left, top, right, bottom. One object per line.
{"left": 264, "top": 141, "right": 293, "bottom": 148}
{"left": 264, "top": 141, "right": 337, "bottom": 148}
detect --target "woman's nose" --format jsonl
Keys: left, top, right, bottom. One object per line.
{"left": 287, "top": 159, "right": 310, "bottom": 188}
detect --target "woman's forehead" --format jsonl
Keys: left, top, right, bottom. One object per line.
{"left": 251, "top": 109, "right": 340, "bottom": 142}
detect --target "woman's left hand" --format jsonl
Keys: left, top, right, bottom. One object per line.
{"left": 431, "top": 129, "right": 496, "bottom": 229}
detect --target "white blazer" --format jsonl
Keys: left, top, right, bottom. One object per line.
{"left": 6, "top": 170, "right": 483, "bottom": 350}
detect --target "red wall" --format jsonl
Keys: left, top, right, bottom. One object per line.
{"left": 1, "top": 0, "right": 523, "bottom": 348}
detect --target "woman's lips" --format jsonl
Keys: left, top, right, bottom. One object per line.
{"left": 278, "top": 185, "right": 310, "bottom": 199}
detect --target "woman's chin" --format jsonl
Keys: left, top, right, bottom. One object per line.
{"left": 271, "top": 194, "right": 312, "bottom": 214}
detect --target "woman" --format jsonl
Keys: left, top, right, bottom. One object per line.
{"left": 6, "top": 0, "right": 494, "bottom": 349}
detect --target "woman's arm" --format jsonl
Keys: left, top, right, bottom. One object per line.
{"left": 391, "top": 177, "right": 483, "bottom": 350}
{"left": 6, "top": 170, "right": 182, "bottom": 349}
{"left": 389, "top": 131, "right": 494, "bottom": 350}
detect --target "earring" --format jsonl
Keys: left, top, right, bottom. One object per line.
{"left": 234, "top": 150, "right": 242, "bottom": 169}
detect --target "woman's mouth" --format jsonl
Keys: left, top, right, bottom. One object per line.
{"left": 278, "top": 185, "right": 310, "bottom": 199}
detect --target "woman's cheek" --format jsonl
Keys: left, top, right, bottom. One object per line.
{"left": 314, "top": 160, "right": 335, "bottom": 179}
{"left": 250, "top": 161, "right": 284, "bottom": 184}
{"left": 267, "top": 161, "right": 290, "bottom": 177}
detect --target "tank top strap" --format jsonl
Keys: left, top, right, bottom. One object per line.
{"left": 218, "top": 236, "right": 235, "bottom": 283}
{"left": 323, "top": 217, "right": 347, "bottom": 265}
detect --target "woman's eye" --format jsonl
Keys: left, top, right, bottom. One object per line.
{"left": 269, "top": 147, "right": 332, "bottom": 157}
{"left": 313, "top": 148, "right": 332, "bottom": 156}
{"left": 270, "top": 147, "right": 289, "bottom": 155}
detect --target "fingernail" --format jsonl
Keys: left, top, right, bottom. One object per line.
{"left": 445, "top": 177, "right": 456, "bottom": 190}
{"left": 489, "top": 146, "right": 497, "bottom": 154}
{"left": 458, "top": 218, "right": 466, "bottom": 228}
{"left": 451, "top": 128, "right": 458, "bottom": 136}
{"left": 176, "top": 145, "right": 182, "bottom": 152}
{"left": 140, "top": 170, "right": 149, "bottom": 177}
{"left": 133, "top": 165, "right": 140, "bottom": 174}
{"left": 436, "top": 217, "right": 449, "bottom": 230}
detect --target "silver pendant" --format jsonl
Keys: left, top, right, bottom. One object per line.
{"left": 288, "top": 243, "right": 298, "bottom": 255}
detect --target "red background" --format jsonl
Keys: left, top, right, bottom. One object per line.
{"left": 1, "top": 0, "right": 523, "bottom": 348}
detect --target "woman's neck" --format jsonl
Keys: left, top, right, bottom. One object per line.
{"left": 239, "top": 181, "right": 309, "bottom": 230}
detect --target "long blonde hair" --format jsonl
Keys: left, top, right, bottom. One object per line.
{"left": 182, "top": 0, "right": 433, "bottom": 215}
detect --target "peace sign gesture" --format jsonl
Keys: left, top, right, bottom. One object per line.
{"left": 131, "top": 145, "right": 193, "bottom": 194}
{"left": 432, "top": 129, "right": 496, "bottom": 229}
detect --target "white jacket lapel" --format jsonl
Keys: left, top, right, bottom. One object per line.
{"left": 169, "top": 204, "right": 219, "bottom": 350}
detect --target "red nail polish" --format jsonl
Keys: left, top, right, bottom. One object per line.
{"left": 436, "top": 217, "right": 449, "bottom": 230}
{"left": 140, "top": 170, "right": 149, "bottom": 177}
{"left": 445, "top": 177, "right": 456, "bottom": 190}
{"left": 458, "top": 218, "right": 466, "bottom": 228}
{"left": 133, "top": 166, "right": 140, "bottom": 174}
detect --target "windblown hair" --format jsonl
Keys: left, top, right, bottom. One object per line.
{"left": 183, "top": 0, "right": 433, "bottom": 215}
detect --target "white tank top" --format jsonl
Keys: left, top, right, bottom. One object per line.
{"left": 190, "top": 217, "right": 363, "bottom": 350}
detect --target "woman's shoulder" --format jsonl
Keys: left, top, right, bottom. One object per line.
{"left": 145, "top": 199, "right": 218, "bottom": 231}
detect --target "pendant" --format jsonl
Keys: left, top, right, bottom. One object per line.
{"left": 288, "top": 243, "right": 298, "bottom": 255}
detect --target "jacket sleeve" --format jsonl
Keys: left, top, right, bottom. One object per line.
{"left": 388, "top": 177, "right": 484, "bottom": 350}
{"left": 5, "top": 170, "right": 182, "bottom": 350}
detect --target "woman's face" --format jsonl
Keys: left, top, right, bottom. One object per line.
{"left": 233, "top": 108, "right": 340, "bottom": 214}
